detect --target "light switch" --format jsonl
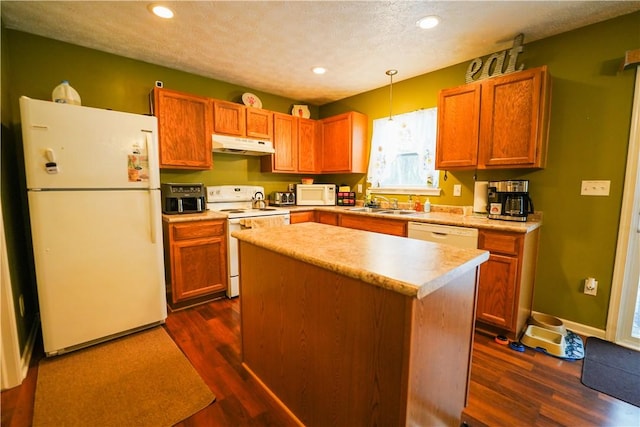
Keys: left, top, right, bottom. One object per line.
{"left": 453, "top": 184, "right": 461, "bottom": 197}
{"left": 581, "top": 180, "right": 610, "bottom": 196}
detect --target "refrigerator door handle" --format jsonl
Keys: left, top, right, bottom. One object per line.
{"left": 144, "top": 132, "right": 152, "bottom": 190}
{"left": 144, "top": 132, "right": 159, "bottom": 244}
{"left": 149, "top": 189, "right": 158, "bottom": 244}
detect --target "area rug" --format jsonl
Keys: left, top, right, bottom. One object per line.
{"left": 581, "top": 337, "right": 640, "bottom": 407}
{"left": 33, "top": 326, "right": 215, "bottom": 426}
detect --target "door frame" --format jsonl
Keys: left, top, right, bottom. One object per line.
{"left": 606, "top": 65, "right": 640, "bottom": 350}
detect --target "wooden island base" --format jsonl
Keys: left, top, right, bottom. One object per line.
{"left": 238, "top": 241, "right": 480, "bottom": 426}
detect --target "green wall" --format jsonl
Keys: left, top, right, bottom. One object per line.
{"left": 2, "top": 11, "right": 639, "bottom": 337}
{"left": 322, "top": 12, "right": 640, "bottom": 329}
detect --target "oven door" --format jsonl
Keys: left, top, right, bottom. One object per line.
{"left": 227, "top": 218, "right": 243, "bottom": 298}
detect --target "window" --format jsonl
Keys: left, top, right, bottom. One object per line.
{"left": 366, "top": 108, "right": 440, "bottom": 195}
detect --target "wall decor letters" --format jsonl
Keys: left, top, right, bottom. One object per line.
{"left": 465, "top": 34, "right": 525, "bottom": 83}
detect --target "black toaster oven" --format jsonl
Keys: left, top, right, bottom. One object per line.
{"left": 161, "top": 183, "right": 206, "bottom": 214}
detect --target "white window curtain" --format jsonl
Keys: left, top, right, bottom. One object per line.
{"left": 366, "top": 108, "right": 439, "bottom": 191}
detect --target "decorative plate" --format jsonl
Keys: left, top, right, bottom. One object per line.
{"left": 292, "top": 104, "right": 310, "bottom": 119}
{"left": 242, "top": 92, "right": 262, "bottom": 108}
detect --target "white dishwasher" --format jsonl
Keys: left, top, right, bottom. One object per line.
{"left": 407, "top": 222, "right": 479, "bottom": 248}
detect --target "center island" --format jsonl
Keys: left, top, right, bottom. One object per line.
{"left": 232, "top": 222, "right": 489, "bottom": 426}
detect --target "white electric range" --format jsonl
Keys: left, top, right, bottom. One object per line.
{"left": 207, "top": 185, "right": 290, "bottom": 297}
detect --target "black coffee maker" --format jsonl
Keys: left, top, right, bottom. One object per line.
{"left": 487, "top": 180, "right": 534, "bottom": 222}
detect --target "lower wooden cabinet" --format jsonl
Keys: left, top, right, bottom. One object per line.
{"left": 290, "top": 210, "right": 315, "bottom": 224}
{"left": 339, "top": 213, "right": 407, "bottom": 237}
{"left": 163, "top": 219, "right": 228, "bottom": 309}
{"left": 313, "top": 211, "right": 407, "bottom": 237}
{"left": 315, "top": 211, "right": 339, "bottom": 225}
{"left": 476, "top": 228, "right": 540, "bottom": 339}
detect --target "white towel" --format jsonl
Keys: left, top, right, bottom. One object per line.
{"left": 240, "top": 216, "right": 287, "bottom": 229}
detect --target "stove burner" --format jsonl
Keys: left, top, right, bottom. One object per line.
{"left": 258, "top": 208, "right": 277, "bottom": 211}
{"left": 220, "top": 209, "right": 246, "bottom": 213}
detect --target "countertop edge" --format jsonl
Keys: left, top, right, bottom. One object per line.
{"left": 161, "top": 205, "right": 541, "bottom": 233}
{"left": 233, "top": 223, "right": 490, "bottom": 299}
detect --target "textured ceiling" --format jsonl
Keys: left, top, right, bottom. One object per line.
{"left": 2, "top": 1, "right": 639, "bottom": 105}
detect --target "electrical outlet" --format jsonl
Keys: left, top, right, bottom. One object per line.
{"left": 453, "top": 184, "right": 462, "bottom": 197}
{"left": 357, "top": 184, "right": 363, "bottom": 194}
{"left": 581, "top": 180, "right": 610, "bottom": 196}
{"left": 584, "top": 277, "right": 598, "bottom": 296}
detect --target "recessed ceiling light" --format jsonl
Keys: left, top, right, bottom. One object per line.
{"left": 416, "top": 15, "right": 439, "bottom": 29}
{"left": 312, "top": 67, "right": 327, "bottom": 75}
{"left": 148, "top": 4, "right": 174, "bottom": 19}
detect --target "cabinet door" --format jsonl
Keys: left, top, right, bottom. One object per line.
{"left": 246, "top": 108, "right": 273, "bottom": 140}
{"left": 315, "top": 211, "right": 339, "bottom": 225}
{"left": 213, "top": 100, "right": 246, "bottom": 136}
{"left": 298, "top": 118, "right": 319, "bottom": 173}
{"left": 171, "top": 235, "right": 227, "bottom": 303}
{"left": 272, "top": 113, "right": 298, "bottom": 172}
{"left": 435, "top": 84, "right": 481, "bottom": 170}
{"left": 478, "top": 66, "right": 549, "bottom": 168}
{"left": 153, "top": 88, "right": 212, "bottom": 169}
{"left": 167, "top": 220, "right": 228, "bottom": 307}
{"left": 321, "top": 112, "right": 368, "bottom": 173}
{"left": 476, "top": 253, "right": 518, "bottom": 329}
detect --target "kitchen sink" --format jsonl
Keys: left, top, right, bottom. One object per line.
{"left": 346, "top": 207, "right": 387, "bottom": 213}
{"left": 377, "top": 210, "right": 418, "bottom": 215}
{"left": 346, "top": 207, "right": 417, "bottom": 215}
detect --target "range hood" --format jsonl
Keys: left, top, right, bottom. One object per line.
{"left": 212, "top": 134, "right": 275, "bottom": 156}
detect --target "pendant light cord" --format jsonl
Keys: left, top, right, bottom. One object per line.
{"left": 386, "top": 69, "right": 397, "bottom": 120}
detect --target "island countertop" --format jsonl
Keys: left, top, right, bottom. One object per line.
{"left": 232, "top": 222, "right": 489, "bottom": 299}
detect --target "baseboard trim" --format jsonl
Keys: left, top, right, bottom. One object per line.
{"left": 531, "top": 310, "right": 605, "bottom": 339}
{"left": 20, "top": 315, "right": 39, "bottom": 381}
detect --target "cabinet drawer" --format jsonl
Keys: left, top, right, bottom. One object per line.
{"left": 172, "top": 221, "right": 225, "bottom": 241}
{"left": 478, "top": 230, "right": 521, "bottom": 255}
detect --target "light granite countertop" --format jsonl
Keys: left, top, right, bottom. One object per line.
{"left": 162, "top": 210, "right": 227, "bottom": 223}
{"left": 232, "top": 222, "right": 490, "bottom": 299}
{"left": 163, "top": 204, "right": 541, "bottom": 233}
{"left": 298, "top": 205, "right": 541, "bottom": 233}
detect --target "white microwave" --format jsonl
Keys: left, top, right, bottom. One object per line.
{"left": 296, "top": 184, "right": 336, "bottom": 206}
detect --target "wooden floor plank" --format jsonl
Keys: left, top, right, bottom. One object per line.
{"left": 2, "top": 298, "right": 639, "bottom": 426}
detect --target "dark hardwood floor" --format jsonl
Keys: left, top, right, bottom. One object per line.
{"left": 2, "top": 298, "right": 639, "bottom": 426}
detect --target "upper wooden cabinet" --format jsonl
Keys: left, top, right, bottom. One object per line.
{"left": 213, "top": 100, "right": 273, "bottom": 141}
{"left": 213, "top": 100, "right": 246, "bottom": 137}
{"left": 153, "top": 87, "right": 212, "bottom": 170}
{"left": 435, "top": 84, "right": 481, "bottom": 169}
{"left": 246, "top": 108, "right": 273, "bottom": 140}
{"left": 262, "top": 112, "right": 298, "bottom": 173}
{"left": 261, "top": 115, "right": 320, "bottom": 173}
{"left": 298, "top": 117, "right": 321, "bottom": 173}
{"left": 320, "top": 111, "right": 368, "bottom": 173}
{"left": 436, "top": 66, "right": 551, "bottom": 170}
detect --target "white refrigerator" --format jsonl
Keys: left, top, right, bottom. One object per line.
{"left": 19, "top": 96, "right": 167, "bottom": 356}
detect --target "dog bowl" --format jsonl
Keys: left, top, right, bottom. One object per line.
{"left": 528, "top": 313, "right": 567, "bottom": 336}
{"left": 521, "top": 325, "right": 565, "bottom": 357}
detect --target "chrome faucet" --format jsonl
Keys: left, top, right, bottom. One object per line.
{"left": 373, "top": 195, "right": 390, "bottom": 208}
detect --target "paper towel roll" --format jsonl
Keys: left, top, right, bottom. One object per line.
{"left": 473, "top": 181, "right": 489, "bottom": 213}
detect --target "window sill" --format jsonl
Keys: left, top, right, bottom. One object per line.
{"left": 369, "top": 187, "right": 441, "bottom": 197}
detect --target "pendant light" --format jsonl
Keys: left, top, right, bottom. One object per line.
{"left": 385, "top": 69, "right": 398, "bottom": 120}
